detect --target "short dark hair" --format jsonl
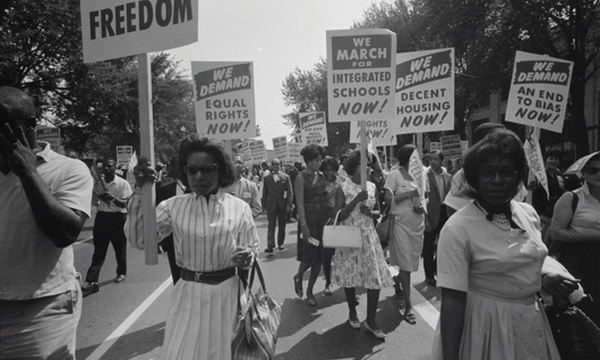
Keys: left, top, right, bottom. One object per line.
{"left": 300, "top": 144, "right": 325, "bottom": 163}
{"left": 472, "top": 122, "right": 505, "bottom": 145}
{"left": 344, "top": 150, "right": 361, "bottom": 175}
{"left": 546, "top": 151, "right": 561, "bottom": 159}
{"left": 320, "top": 156, "right": 339, "bottom": 172}
{"left": 583, "top": 153, "right": 600, "bottom": 173}
{"left": 463, "top": 129, "right": 526, "bottom": 195}
{"left": 178, "top": 134, "right": 236, "bottom": 188}
{"left": 430, "top": 149, "right": 444, "bottom": 161}
{"left": 396, "top": 144, "right": 416, "bottom": 166}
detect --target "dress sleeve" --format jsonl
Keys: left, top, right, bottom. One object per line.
{"left": 437, "top": 221, "right": 470, "bottom": 292}
{"left": 124, "top": 189, "right": 173, "bottom": 250}
{"left": 383, "top": 170, "right": 397, "bottom": 194}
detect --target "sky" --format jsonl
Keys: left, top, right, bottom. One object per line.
{"left": 167, "top": 0, "right": 385, "bottom": 149}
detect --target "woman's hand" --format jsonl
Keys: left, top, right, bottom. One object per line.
{"left": 133, "top": 157, "right": 157, "bottom": 188}
{"left": 301, "top": 224, "right": 311, "bottom": 241}
{"left": 354, "top": 189, "right": 369, "bottom": 203}
{"left": 542, "top": 273, "right": 579, "bottom": 300}
{"left": 231, "top": 246, "right": 254, "bottom": 268}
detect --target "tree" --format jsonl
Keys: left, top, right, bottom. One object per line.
{"left": 282, "top": 60, "right": 351, "bottom": 157}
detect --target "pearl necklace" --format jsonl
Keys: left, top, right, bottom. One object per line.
{"left": 491, "top": 213, "right": 511, "bottom": 231}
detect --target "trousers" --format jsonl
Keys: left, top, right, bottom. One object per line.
{"left": 86, "top": 211, "right": 127, "bottom": 283}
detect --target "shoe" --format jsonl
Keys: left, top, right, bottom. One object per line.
{"left": 425, "top": 278, "right": 437, "bottom": 287}
{"left": 277, "top": 246, "right": 285, "bottom": 251}
{"left": 264, "top": 248, "right": 274, "bottom": 254}
{"left": 307, "top": 295, "right": 317, "bottom": 307}
{"left": 402, "top": 311, "right": 417, "bottom": 325}
{"left": 82, "top": 282, "right": 99, "bottom": 294}
{"left": 323, "top": 285, "right": 333, "bottom": 296}
{"left": 364, "top": 322, "right": 386, "bottom": 339}
{"left": 293, "top": 274, "right": 303, "bottom": 298}
{"left": 115, "top": 274, "right": 126, "bottom": 283}
{"left": 348, "top": 318, "right": 361, "bottom": 329}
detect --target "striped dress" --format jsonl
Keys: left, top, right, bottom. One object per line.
{"left": 125, "top": 188, "right": 260, "bottom": 360}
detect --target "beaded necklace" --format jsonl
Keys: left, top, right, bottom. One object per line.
{"left": 475, "top": 201, "right": 512, "bottom": 231}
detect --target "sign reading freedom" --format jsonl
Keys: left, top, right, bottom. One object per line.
{"left": 81, "top": 0, "right": 199, "bottom": 63}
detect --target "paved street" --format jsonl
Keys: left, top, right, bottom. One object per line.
{"left": 74, "top": 210, "right": 440, "bottom": 360}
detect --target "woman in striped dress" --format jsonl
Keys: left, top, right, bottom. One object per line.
{"left": 126, "top": 135, "right": 260, "bottom": 360}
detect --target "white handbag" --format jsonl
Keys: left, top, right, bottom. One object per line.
{"left": 322, "top": 210, "right": 362, "bottom": 248}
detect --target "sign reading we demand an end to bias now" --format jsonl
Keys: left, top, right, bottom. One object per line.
{"left": 80, "top": 0, "right": 198, "bottom": 63}
{"left": 192, "top": 61, "right": 257, "bottom": 140}
{"left": 395, "top": 48, "right": 455, "bottom": 134}
{"left": 506, "top": 51, "right": 573, "bottom": 133}
{"left": 327, "top": 29, "right": 396, "bottom": 122}
{"left": 299, "top": 111, "right": 328, "bottom": 146}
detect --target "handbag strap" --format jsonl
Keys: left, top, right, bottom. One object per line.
{"left": 241, "top": 261, "right": 269, "bottom": 296}
{"left": 333, "top": 209, "right": 342, "bottom": 226}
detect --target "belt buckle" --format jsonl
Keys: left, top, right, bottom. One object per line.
{"left": 194, "top": 272, "right": 204, "bottom": 282}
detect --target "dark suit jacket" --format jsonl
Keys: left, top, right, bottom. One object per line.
{"left": 426, "top": 168, "right": 452, "bottom": 230}
{"left": 262, "top": 172, "right": 293, "bottom": 214}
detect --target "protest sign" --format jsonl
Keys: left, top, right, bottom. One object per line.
{"left": 327, "top": 29, "right": 396, "bottom": 122}
{"left": 36, "top": 126, "right": 61, "bottom": 152}
{"left": 505, "top": 51, "right": 573, "bottom": 133}
{"left": 460, "top": 140, "right": 469, "bottom": 155}
{"left": 248, "top": 139, "right": 267, "bottom": 164}
{"left": 395, "top": 48, "right": 455, "bottom": 134}
{"left": 192, "top": 62, "right": 257, "bottom": 140}
{"left": 440, "top": 134, "right": 463, "bottom": 160}
{"left": 287, "top": 142, "right": 303, "bottom": 163}
{"left": 524, "top": 133, "right": 549, "bottom": 200}
{"left": 116, "top": 145, "right": 134, "bottom": 168}
{"left": 81, "top": 0, "right": 198, "bottom": 63}
{"left": 299, "top": 111, "right": 328, "bottom": 146}
{"left": 272, "top": 136, "right": 288, "bottom": 160}
{"left": 429, "top": 141, "right": 441, "bottom": 152}
{"left": 408, "top": 149, "right": 427, "bottom": 212}
{"left": 237, "top": 140, "right": 251, "bottom": 163}
{"left": 349, "top": 120, "right": 397, "bottom": 146}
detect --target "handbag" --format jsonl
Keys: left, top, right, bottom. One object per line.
{"left": 545, "top": 302, "right": 600, "bottom": 359}
{"left": 375, "top": 190, "right": 394, "bottom": 248}
{"left": 232, "top": 262, "right": 282, "bottom": 360}
{"left": 322, "top": 210, "right": 362, "bottom": 248}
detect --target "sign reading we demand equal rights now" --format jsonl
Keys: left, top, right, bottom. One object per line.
{"left": 395, "top": 48, "right": 455, "bottom": 134}
{"left": 81, "top": 0, "right": 199, "bottom": 63}
{"left": 327, "top": 29, "right": 396, "bottom": 123}
{"left": 192, "top": 62, "right": 257, "bottom": 140}
{"left": 505, "top": 51, "right": 573, "bottom": 133}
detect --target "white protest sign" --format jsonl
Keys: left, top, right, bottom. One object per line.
{"left": 80, "top": 0, "right": 198, "bottom": 63}
{"left": 248, "top": 139, "right": 267, "bottom": 164}
{"left": 430, "top": 141, "right": 441, "bottom": 151}
{"left": 36, "top": 126, "right": 61, "bottom": 152}
{"left": 327, "top": 29, "right": 396, "bottom": 122}
{"left": 349, "top": 120, "right": 397, "bottom": 146}
{"left": 524, "top": 133, "right": 549, "bottom": 200}
{"left": 272, "top": 136, "right": 288, "bottom": 160}
{"left": 192, "top": 62, "right": 257, "bottom": 140}
{"left": 116, "top": 145, "right": 134, "bottom": 168}
{"left": 440, "top": 134, "right": 463, "bottom": 160}
{"left": 408, "top": 149, "right": 427, "bottom": 211}
{"left": 287, "top": 142, "right": 303, "bottom": 163}
{"left": 237, "top": 140, "right": 251, "bottom": 163}
{"left": 395, "top": 48, "right": 455, "bottom": 134}
{"left": 505, "top": 51, "right": 573, "bottom": 133}
{"left": 299, "top": 111, "right": 328, "bottom": 146}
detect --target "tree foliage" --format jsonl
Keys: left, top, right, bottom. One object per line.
{"left": 0, "top": 0, "right": 195, "bottom": 161}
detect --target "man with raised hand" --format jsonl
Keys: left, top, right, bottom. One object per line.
{"left": 0, "top": 86, "right": 93, "bottom": 360}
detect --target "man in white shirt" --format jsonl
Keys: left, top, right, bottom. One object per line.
{"left": 223, "top": 155, "right": 262, "bottom": 218}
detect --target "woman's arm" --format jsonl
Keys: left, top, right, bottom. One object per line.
{"left": 549, "top": 192, "right": 598, "bottom": 243}
{"left": 441, "top": 288, "right": 467, "bottom": 360}
{"left": 294, "top": 174, "right": 310, "bottom": 240}
{"left": 393, "top": 188, "right": 419, "bottom": 203}
{"left": 336, "top": 188, "right": 368, "bottom": 222}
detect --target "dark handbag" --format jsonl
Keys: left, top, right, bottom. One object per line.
{"left": 232, "top": 262, "right": 282, "bottom": 360}
{"left": 545, "top": 303, "right": 600, "bottom": 359}
{"left": 375, "top": 188, "right": 394, "bottom": 249}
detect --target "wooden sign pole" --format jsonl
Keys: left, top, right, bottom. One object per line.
{"left": 360, "top": 120, "right": 367, "bottom": 190}
{"left": 138, "top": 54, "right": 158, "bottom": 265}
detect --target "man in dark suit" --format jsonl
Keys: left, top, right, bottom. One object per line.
{"left": 423, "top": 150, "right": 452, "bottom": 287}
{"left": 262, "top": 158, "right": 293, "bottom": 253}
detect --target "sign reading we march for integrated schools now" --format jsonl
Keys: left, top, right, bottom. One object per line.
{"left": 192, "top": 61, "right": 257, "bottom": 140}
{"left": 299, "top": 111, "right": 328, "bottom": 146}
{"left": 80, "top": 0, "right": 199, "bottom": 63}
{"left": 327, "top": 29, "right": 396, "bottom": 123}
{"left": 395, "top": 48, "right": 455, "bottom": 134}
{"left": 505, "top": 51, "right": 573, "bottom": 133}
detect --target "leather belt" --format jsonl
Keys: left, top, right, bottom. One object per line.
{"left": 180, "top": 267, "right": 237, "bottom": 285}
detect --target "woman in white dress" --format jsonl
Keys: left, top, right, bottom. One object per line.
{"left": 432, "top": 129, "right": 577, "bottom": 360}
{"left": 331, "top": 150, "right": 392, "bottom": 339}
{"left": 126, "top": 135, "right": 259, "bottom": 360}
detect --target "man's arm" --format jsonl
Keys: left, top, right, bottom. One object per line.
{"left": 285, "top": 174, "right": 293, "bottom": 210}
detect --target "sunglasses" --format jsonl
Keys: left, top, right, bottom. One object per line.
{"left": 585, "top": 166, "right": 600, "bottom": 175}
{"left": 183, "top": 164, "right": 218, "bottom": 176}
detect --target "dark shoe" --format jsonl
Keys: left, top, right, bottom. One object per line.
{"left": 264, "top": 248, "right": 274, "bottom": 254}
{"left": 402, "top": 311, "right": 417, "bottom": 325}
{"left": 115, "top": 274, "right": 126, "bottom": 283}
{"left": 277, "top": 246, "right": 285, "bottom": 251}
{"left": 82, "top": 282, "right": 99, "bottom": 295}
{"left": 425, "top": 278, "right": 437, "bottom": 287}
{"left": 307, "top": 295, "right": 317, "bottom": 307}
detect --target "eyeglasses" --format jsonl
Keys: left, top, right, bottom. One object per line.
{"left": 585, "top": 166, "right": 600, "bottom": 175}
{"left": 183, "top": 164, "right": 218, "bottom": 176}
{"left": 479, "top": 169, "right": 518, "bottom": 180}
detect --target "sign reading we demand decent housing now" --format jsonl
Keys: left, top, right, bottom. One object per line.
{"left": 192, "top": 62, "right": 257, "bottom": 140}
{"left": 81, "top": 0, "right": 199, "bottom": 63}
{"left": 327, "top": 29, "right": 396, "bottom": 123}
